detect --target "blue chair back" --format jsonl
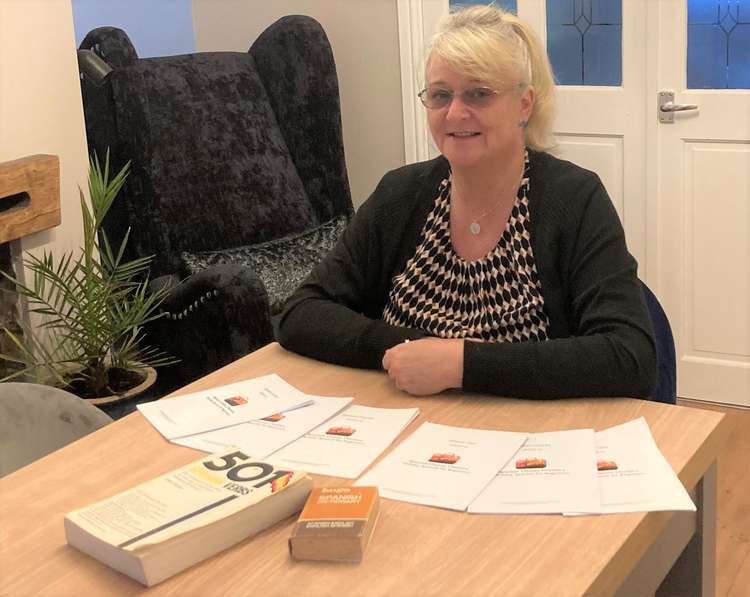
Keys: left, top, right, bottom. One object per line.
{"left": 639, "top": 281, "right": 677, "bottom": 404}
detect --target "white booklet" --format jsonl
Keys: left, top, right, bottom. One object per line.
{"left": 468, "top": 429, "right": 599, "bottom": 514}
{"left": 356, "top": 422, "right": 528, "bottom": 511}
{"left": 137, "top": 374, "right": 312, "bottom": 440}
{"left": 171, "top": 395, "right": 353, "bottom": 458}
{"left": 567, "top": 417, "right": 695, "bottom": 515}
{"left": 267, "top": 404, "right": 419, "bottom": 479}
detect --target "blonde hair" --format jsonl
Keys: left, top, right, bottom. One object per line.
{"left": 426, "top": 5, "right": 556, "bottom": 151}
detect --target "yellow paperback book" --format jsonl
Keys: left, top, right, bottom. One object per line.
{"left": 65, "top": 449, "right": 312, "bottom": 586}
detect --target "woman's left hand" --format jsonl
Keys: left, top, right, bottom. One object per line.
{"left": 382, "top": 337, "right": 464, "bottom": 396}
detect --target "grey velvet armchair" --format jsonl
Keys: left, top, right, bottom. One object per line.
{"left": 0, "top": 383, "right": 112, "bottom": 476}
{"left": 78, "top": 16, "right": 353, "bottom": 392}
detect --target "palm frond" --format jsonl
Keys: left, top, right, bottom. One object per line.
{"left": 0, "top": 151, "right": 175, "bottom": 398}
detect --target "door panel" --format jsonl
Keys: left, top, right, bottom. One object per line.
{"left": 689, "top": 146, "right": 749, "bottom": 357}
{"left": 654, "top": 0, "right": 750, "bottom": 405}
{"left": 522, "top": 0, "right": 647, "bottom": 270}
{"left": 555, "top": 134, "right": 624, "bottom": 216}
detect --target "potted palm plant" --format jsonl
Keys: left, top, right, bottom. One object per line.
{"left": 0, "top": 153, "right": 175, "bottom": 402}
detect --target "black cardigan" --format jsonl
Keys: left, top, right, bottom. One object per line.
{"left": 279, "top": 151, "right": 656, "bottom": 399}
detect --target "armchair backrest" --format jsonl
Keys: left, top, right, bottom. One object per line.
{"left": 250, "top": 16, "right": 352, "bottom": 225}
{"left": 79, "top": 17, "right": 352, "bottom": 278}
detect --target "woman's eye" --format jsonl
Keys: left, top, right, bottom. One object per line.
{"left": 429, "top": 89, "right": 452, "bottom": 102}
{"left": 467, "top": 88, "right": 495, "bottom": 101}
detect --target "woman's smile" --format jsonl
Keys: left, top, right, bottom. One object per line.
{"left": 426, "top": 58, "right": 531, "bottom": 172}
{"left": 447, "top": 131, "right": 481, "bottom": 138}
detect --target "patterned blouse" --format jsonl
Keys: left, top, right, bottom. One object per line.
{"left": 382, "top": 153, "right": 549, "bottom": 342}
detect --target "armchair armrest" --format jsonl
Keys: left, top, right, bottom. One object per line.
{"left": 146, "top": 264, "right": 274, "bottom": 392}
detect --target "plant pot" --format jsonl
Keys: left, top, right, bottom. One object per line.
{"left": 87, "top": 365, "right": 157, "bottom": 405}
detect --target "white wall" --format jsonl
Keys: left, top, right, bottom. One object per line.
{"left": 192, "top": 0, "right": 406, "bottom": 208}
{"left": 0, "top": 0, "right": 89, "bottom": 262}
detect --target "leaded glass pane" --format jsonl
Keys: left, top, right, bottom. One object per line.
{"left": 449, "top": 0, "right": 517, "bottom": 14}
{"left": 546, "top": 0, "right": 622, "bottom": 86}
{"left": 688, "top": 0, "right": 750, "bottom": 88}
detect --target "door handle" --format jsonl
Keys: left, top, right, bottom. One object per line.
{"left": 660, "top": 101, "right": 698, "bottom": 112}
{"left": 659, "top": 91, "right": 699, "bottom": 123}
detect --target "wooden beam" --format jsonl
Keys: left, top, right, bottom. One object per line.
{"left": 0, "top": 154, "right": 60, "bottom": 244}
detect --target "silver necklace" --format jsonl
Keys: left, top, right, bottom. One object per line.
{"left": 459, "top": 162, "right": 526, "bottom": 235}
{"left": 468, "top": 202, "right": 505, "bottom": 235}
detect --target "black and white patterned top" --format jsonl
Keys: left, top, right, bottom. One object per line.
{"left": 382, "top": 153, "right": 549, "bottom": 342}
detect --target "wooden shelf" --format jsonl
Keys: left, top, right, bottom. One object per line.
{"left": 0, "top": 154, "right": 60, "bottom": 244}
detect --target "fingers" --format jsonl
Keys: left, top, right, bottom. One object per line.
{"left": 383, "top": 339, "right": 436, "bottom": 395}
{"left": 382, "top": 339, "right": 411, "bottom": 371}
{"left": 389, "top": 369, "right": 408, "bottom": 393}
{"left": 392, "top": 376, "right": 404, "bottom": 392}
{"left": 385, "top": 358, "right": 416, "bottom": 394}
{"left": 383, "top": 347, "right": 405, "bottom": 390}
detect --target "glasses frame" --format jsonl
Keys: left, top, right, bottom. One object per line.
{"left": 417, "top": 86, "right": 500, "bottom": 110}
{"left": 417, "top": 83, "right": 526, "bottom": 110}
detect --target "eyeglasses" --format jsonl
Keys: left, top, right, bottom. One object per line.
{"left": 418, "top": 86, "right": 501, "bottom": 110}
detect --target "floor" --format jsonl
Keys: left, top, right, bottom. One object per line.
{"left": 676, "top": 398, "right": 750, "bottom": 597}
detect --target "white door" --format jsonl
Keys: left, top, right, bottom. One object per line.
{"left": 649, "top": 0, "right": 750, "bottom": 406}
{"left": 519, "top": 1, "right": 648, "bottom": 269}
{"left": 398, "top": 0, "right": 750, "bottom": 405}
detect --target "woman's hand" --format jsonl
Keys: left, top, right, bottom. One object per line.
{"left": 382, "top": 337, "right": 464, "bottom": 396}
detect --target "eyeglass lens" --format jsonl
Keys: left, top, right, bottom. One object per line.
{"left": 419, "top": 87, "right": 498, "bottom": 109}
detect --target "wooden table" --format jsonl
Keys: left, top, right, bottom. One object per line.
{"left": 0, "top": 344, "right": 730, "bottom": 596}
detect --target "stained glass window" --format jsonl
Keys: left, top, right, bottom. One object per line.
{"left": 546, "top": 0, "right": 622, "bottom": 86}
{"left": 688, "top": 0, "right": 750, "bottom": 88}
{"left": 449, "top": 0, "right": 517, "bottom": 14}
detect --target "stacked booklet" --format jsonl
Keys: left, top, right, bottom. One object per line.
{"left": 138, "top": 375, "right": 418, "bottom": 480}
{"left": 136, "top": 376, "right": 693, "bottom": 515}
{"left": 357, "top": 422, "right": 528, "bottom": 511}
{"left": 358, "top": 418, "right": 695, "bottom": 515}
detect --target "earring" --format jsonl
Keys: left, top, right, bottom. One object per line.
{"left": 518, "top": 120, "right": 528, "bottom": 129}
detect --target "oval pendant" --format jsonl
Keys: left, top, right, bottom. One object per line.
{"left": 469, "top": 221, "right": 481, "bottom": 235}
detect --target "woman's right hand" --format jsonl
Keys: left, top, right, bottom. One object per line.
{"left": 382, "top": 337, "right": 464, "bottom": 396}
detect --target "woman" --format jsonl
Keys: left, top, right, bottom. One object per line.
{"left": 279, "top": 6, "right": 656, "bottom": 400}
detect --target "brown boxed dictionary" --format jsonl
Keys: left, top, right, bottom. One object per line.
{"left": 289, "top": 486, "right": 380, "bottom": 562}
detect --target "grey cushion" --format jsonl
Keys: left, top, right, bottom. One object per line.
{"left": 181, "top": 215, "right": 348, "bottom": 314}
{"left": 0, "top": 383, "right": 112, "bottom": 477}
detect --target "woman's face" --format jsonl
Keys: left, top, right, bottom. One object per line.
{"left": 425, "top": 58, "right": 533, "bottom": 171}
